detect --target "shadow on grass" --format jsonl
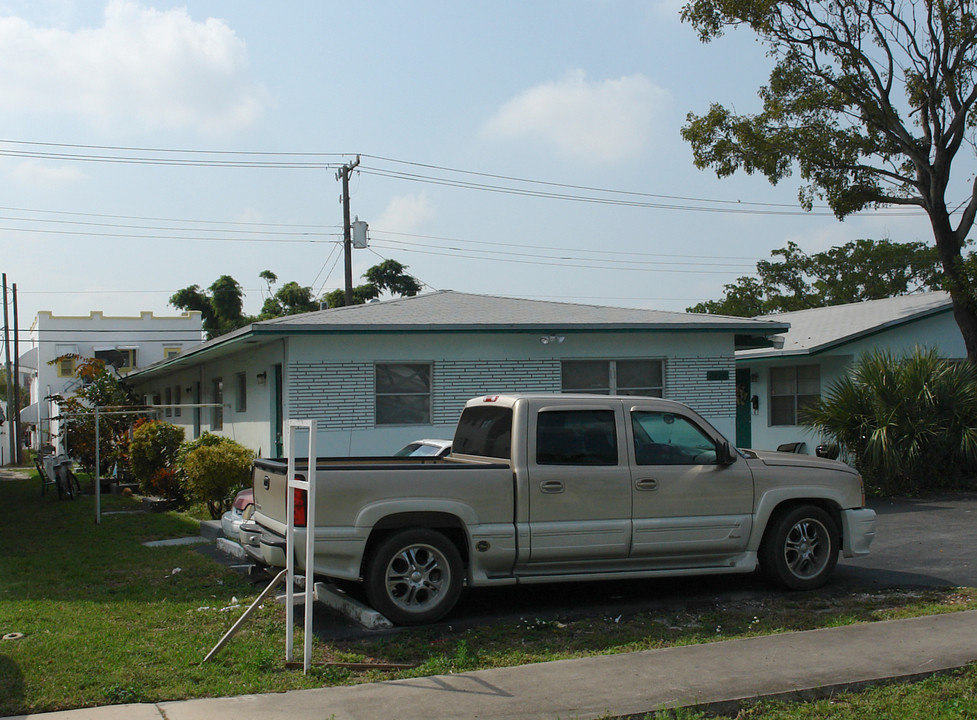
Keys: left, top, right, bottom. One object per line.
{"left": 0, "top": 653, "right": 25, "bottom": 711}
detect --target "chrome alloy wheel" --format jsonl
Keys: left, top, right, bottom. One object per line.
{"left": 384, "top": 542, "right": 452, "bottom": 613}
{"left": 783, "top": 517, "right": 831, "bottom": 579}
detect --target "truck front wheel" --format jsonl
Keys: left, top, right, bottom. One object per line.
{"left": 760, "top": 505, "right": 839, "bottom": 591}
{"left": 364, "top": 529, "right": 463, "bottom": 625}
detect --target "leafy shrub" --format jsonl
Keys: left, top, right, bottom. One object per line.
{"left": 804, "top": 347, "right": 977, "bottom": 495}
{"left": 130, "top": 421, "right": 185, "bottom": 500}
{"left": 179, "top": 437, "right": 255, "bottom": 519}
{"left": 143, "top": 467, "right": 181, "bottom": 503}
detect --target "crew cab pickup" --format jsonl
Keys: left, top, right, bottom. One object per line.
{"left": 251, "top": 394, "right": 876, "bottom": 624}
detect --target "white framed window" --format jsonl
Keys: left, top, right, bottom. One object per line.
{"left": 164, "top": 387, "right": 172, "bottom": 417}
{"left": 770, "top": 365, "right": 820, "bottom": 426}
{"left": 94, "top": 347, "right": 137, "bottom": 372}
{"left": 561, "top": 359, "right": 664, "bottom": 397}
{"left": 174, "top": 385, "right": 182, "bottom": 418}
{"left": 164, "top": 346, "right": 181, "bottom": 359}
{"left": 375, "top": 363, "right": 431, "bottom": 425}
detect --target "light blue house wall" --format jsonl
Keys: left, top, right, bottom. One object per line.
{"left": 737, "top": 294, "right": 965, "bottom": 454}
{"left": 284, "top": 330, "right": 739, "bottom": 456}
{"left": 129, "top": 291, "right": 786, "bottom": 458}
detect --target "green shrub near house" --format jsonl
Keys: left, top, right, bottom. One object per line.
{"left": 129, "top": 420, "right": 185, "bottom": 501}
{"left": 178, "top": 433, "right": 255, "bottom": 519}
{"left": 804, "top": 347, "right": 977, "bottom": 495}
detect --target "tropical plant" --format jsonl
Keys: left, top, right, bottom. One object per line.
{"left": 130, "top": 420, "right": 186, "bottom": 501}
{"left": 178, "top": 434, "right": 255, "bottom": 518}
{"left": 804, "top": 348, "right": 977, "bottom": 494}
{"left": 48, "top": 358, "right": 142, "bottom": 476}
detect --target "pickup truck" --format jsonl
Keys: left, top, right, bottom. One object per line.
{"left": 250, "top": 393, "right": 876, "bottom": 625}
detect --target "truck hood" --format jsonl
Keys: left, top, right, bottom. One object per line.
{"left": 743, "top": 449, "right": 858, "bottom": 475}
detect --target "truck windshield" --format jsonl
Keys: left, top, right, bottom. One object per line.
{"left": 452, "top": 406, "right": 512, "bottom": 459}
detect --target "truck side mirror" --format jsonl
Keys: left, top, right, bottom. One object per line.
{"left": 716, "top": 441, "right": 736, "bottom": 465}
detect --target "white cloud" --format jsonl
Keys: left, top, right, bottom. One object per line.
{"left": 0, "top": 0, "right": 268, "bottom": 134}
{"left": 375, "top": 194, "right": 436, "bottom": 234}
{"left": 481, "top": 70, "right": 669, "bottom": 163}
{"left": 8, "top": 160, "right": 87, "bottom": 188}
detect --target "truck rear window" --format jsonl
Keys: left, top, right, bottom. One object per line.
{"left": 452, "top": 406, "right": 512, "bottom": 459}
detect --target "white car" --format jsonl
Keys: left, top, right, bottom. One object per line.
{"left": 394, "top": 439, "right": 452, "bottom": 457}
{"left": 220, "top": 488, "right": 255, "bottom": 541}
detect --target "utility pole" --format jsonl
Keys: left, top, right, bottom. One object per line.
{"left": 12, "top": 283, "right": 20, "bottom": 464}
{"left": 2, "top": 274, "right": 11, "bottom": 465}
{"left": 336, "top": 155, "right": 360, "bottom": 306}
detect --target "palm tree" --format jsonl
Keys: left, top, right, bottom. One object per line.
{"left": 804, "top": 348, "right": 977, "bottom": 495}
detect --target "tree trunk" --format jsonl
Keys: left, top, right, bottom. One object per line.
{"left": 930, "top": 218, "right": 977, "bottom": 361}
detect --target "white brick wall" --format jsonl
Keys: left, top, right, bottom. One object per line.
{"left": 288, "top": 362, "right": 373, "bottom": 428}
{"left": 287, "top": 356, "right": 734, "bottom": 430}
{"left": 666, "top": 356, "right": 736, "bottom": 419}
{"left": 433, "top": 359, "right": 560, "bottom": 423}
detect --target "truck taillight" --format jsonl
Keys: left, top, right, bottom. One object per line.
{"left": 293, "top": 487, "right": 307, "bottom": 527}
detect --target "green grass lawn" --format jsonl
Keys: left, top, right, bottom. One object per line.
{"left": 2, "top": 471, "right": 976, "bottom": 717}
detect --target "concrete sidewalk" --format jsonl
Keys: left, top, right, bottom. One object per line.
{"left": 11, "top": 610, "right": 977, "bottom": 720}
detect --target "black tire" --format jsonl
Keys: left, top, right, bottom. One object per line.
{"left": 364, "top": 529, "right": 463, "bottom": 625}
{"left": 760, "top": 505, "right": 838, "bottom": 590}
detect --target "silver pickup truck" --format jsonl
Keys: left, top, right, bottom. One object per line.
{"left": 250, "top": 393, "right": 876, "bottom": 624}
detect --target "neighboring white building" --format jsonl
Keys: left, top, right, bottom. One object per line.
{"left": 127, "top": 291, "right": 787, "bottom": 457}
{"left": 735, "top": 292, "right": 965, "bottom": 455}
{"left": 20, "top": 310, "right": 204, "bottom": 451}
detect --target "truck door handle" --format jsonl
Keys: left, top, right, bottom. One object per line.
{"left": 539, "top": 480, "right": 565, "bottom": 494}
{"left": 635, "top": 478, "right": 659, "bottom": 491}
{"left": 263, "top": 475, "right": 271, "bottom": 490}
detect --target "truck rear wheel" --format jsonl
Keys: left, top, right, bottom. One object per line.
{"left": 364, "top": 529, "right": 463, "bottom": 625}
{"left": 760, "top": 505, "right": 838, "bottom": 591}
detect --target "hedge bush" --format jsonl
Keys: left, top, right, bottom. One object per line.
{"left": 179, "top": 435, "right": 255, "bottom": 519}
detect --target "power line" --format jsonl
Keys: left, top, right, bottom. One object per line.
{"left": 0, "top": 139, "right": 937, "bottom": 217}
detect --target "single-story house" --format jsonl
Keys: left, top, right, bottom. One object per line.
{"left": 127, "top": 291, "right": 788, "bottom": 457}
{"left": 735, "top": 291, "right": 966, "bottom": 454}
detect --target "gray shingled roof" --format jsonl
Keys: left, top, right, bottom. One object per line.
{"left": 737, "top": 291, "right": 954, "bottom": 359}
{"left": 255, "top": 290, "right": 790, "bottom": 332}
{"left": 127, "top": 291, "right": 788, "bottom": 380}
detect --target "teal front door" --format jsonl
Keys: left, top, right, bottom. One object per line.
{"left": 735, "top": 368, "right": 752, "bottom": 449}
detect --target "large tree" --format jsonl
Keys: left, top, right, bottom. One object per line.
{"left": 170, "top": 275, "right": 251, "bottom": 339}
{"left": 689, "top": 238, "right": 941, "bottom": 315}
{"left": 681, "top": 0, "right": 977, "bottom": 357}
{"left": 323, "top": 259, "right": 423, "bottom": 308}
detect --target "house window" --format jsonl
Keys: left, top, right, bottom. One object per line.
{"left": 164, "top": 387, "right": 172, "bottom": 417}
{"left": 561, "top": 359, "right": 664, "bottom": 397}
{"left": 55, "top": 344, "right": 79, "bottom": 378}
{"left": 56, "top": 356, "right": 76, "bottom": 378}
{"left": 94, "top": 347, "right": 137, "bottom": 372}
{"left": 236, "top": 372, "right": 247, "bottom": 413}
{"left": 174, "top": 385, "right": 182, "bottom": 418}
{"left": 212, "top": 378, "right": 223, "bottom": 430}
{"left": 770, "top": 365, "right": 820, "bottom": 426}
{"left": 164, "top": 347, "right": 181, "bottom": 359}
{"left": 376, "top": 363, "right": 431, "bottom": 425}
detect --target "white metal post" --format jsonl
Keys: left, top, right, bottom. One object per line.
{"left": 94, "top": 406, "right": 100, "bottom": 525}
{"left": 285, "top": 419, "right": 317, "bottom": 674}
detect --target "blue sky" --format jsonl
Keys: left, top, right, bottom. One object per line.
{"left": 0, "top": 0, "right": 942, "bottom": 338}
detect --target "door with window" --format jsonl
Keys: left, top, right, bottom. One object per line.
{"left": 525, "top": 400, "right": 631, "bottom": 564}
{"left": 628, "top": 406, "right": 754, "bottom": 559}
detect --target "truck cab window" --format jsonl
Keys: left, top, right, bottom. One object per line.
{"left": 631, "top": 411, "right": 718, "bottom": 465}
{"left": 536, "top": 410, "right": 618, "bottom": 466}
